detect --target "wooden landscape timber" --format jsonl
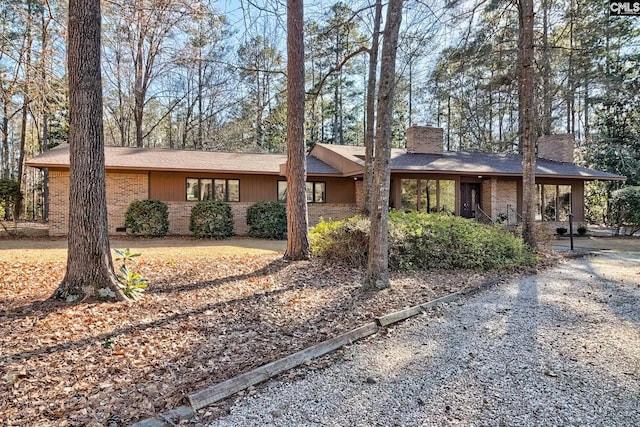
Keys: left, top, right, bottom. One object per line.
{"left": 132, "top": 276, "right": 507, "bottom": 427}
{"left": 187, "top": 322, "right": 380, "bottom": 411}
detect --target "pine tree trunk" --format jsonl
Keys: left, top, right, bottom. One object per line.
{"left": 16, "top": 4, "right": 32, "bottom": 220}
{"left": 364, "top": 0, "right": 403, "bottom": 291}
{"left": 134, "top": 22, "right": 145, "bottom": 148}
{"left": 363, "top": 0, "right": 382, "bottom": 216}
{"left": 54, "top": 0, "right": 126, "bottom": 302}
{"left": 541, "top": 0, "right": 552, "bottom": 136}
{"left": 284, "top": 0, "right": 310, "bottom": 261}
{"left": 519, "top": 0, "right": 537, "bottom": 249}
{"left": 1, "top": 105, "right": 9, "bottom": 180}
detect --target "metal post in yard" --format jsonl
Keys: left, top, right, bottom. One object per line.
{"left": 569, "top": 213, "right": 574, "bottom": 251}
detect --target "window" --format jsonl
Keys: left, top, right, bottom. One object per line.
{"left": 401, "top": 179, "right": 455, "bottom": 214}
{"left": 277, "top": 181, "right": 288, "bottom": 201}
{"left": 201, "top": 179, "right": 213, "bottom": 200}
{"left": 278, "top": 180, "right": 325, "bottom": 203}
{"left": 186, "top": 178, "right": 239, "bottom": 202}
{"left": 439, "top": 180, "right": 456, "bottom": 214}
{"left": 307, "top": 182, "right": 326, "bottom": 203}
{"left": 536, "top": 184, "right": 571, "bottom": 221}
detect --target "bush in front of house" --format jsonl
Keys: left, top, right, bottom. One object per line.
{"left": 577, "top": 225, "right": 588, "bottom": 236}
{"left": 309, "top": 215, "right": 371, "bottom": 267}
{"left": 310, "top": 211, "right": 536, "bottom": 271}
{"left": 608, "top": 186, "right": 640, "bottom": 236}
{"left": 246, "top": 201, "right": 287, "bottom": 239}
{"left": 556, "top": 226, "right": 568, "bottom": 236}
{"left": 189, "top": 200, "right": 234, "bottom": 238}
{"left": 124, "top": 199, "right": 169, "bottom": 237}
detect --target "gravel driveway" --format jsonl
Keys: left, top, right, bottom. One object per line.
{"left": 207, "top": 251, "right": 640, "bottom": 426}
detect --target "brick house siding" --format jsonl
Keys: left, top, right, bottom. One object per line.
{"left": 29, "top": 135, "right": 623, "bottom": 237}
{"left": 49, "top": 170, "right": 149, "bottom": 236}
{"left": 496, "top": 180, "right": 519, "bottom": 224}
{"left": 48, "top": 170, "right": 70, "bottom": 236}
{"left": 308, "top": 203, "right": 359, "bottom": 227}
{"left": 481, "top": 178, "right": 518, "bottom": 223}
{"left": 162, "top": 202, "right": 254, "bottom": 235}
{"left": 48, "top": 171, "right": 358, "bottom": 236}
{"left": 355, "top": 180, "right": 364, "bottom": 210}
{"left": 164, "top": 202, "right": 357, "bottom": 236}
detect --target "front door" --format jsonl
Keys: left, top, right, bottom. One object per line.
{"left": 460, "top": 183, "right": 481, "bottom": 218}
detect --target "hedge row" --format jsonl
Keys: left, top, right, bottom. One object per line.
{"left": 309, "top": 211, "right": 537, "bottom": 271}
{"left": 123, "top": 199, "right": 287, "bottom": 239}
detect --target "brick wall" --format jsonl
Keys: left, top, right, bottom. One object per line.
{"left": 481, "top": 178, "right": 518, "bottom": 223}
{"left": 48, "top": 170, "right": 69, "bottom": 236}
{"left": 47, "top": 170, "right": 380, "bottom": 237}
{"left": 481, "top": 179, "right": 495, "bottom": 219}
{"left": 48, "top": 170, "right": 149, "bottom": 236}
{"left": 355, "top": 180, "right": 364, "bottom": 211}
{"left": 107, "top": 173, "right": 150, "bottom": 233}
{"left": 538, "top": 134, "right": 574, "bottom": 163}
{"left": 165, "top": 202, "right": 254, "bottom": 235}
{"left": 164, "top": 202, "right": 357, "bottom": 235}
{"left": 406, "top": 126, "right": 444, "bottom": 154}
{"left": 308, "top": 203, "right": 359, "bottom": 226}
{"left": 495, "top": 180, "right": 518, "bottom": 224}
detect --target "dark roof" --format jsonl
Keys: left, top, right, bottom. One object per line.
{"left": 313, "top": 143, "right": 625, "bottom": 181}
{"left": 306, "top": 156, "right": 342, "bottom": 175}
{"left": 27, "top": 142, "right": 626, "bottom": 181}
{"left": 25, "top": 144, "right": 341, "bottom": 176}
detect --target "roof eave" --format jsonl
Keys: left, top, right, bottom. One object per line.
{"left": 390, "top": 168, "right": 626, "bottom": 181}
{"left": 25, "top": 163, "right": 286, "bottom": 175}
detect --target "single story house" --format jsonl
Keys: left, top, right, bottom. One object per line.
{"left": 26, "top": 126, "right": 625, "bottom": 236}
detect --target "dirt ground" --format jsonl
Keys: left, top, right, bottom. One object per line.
{"left": 0, "top": 234, "right": 636, "bottom": 426}
{"left": 0, "top": 236, "right": 286, "bottom": 263}
{"left": 0, "top": 233, "right": 636, "bottom": 262}
{"left": 1, "top": 235, "right": 502, "bottom": 426}
{"left": 552, "top": 235, "right": 640, "bottom": 252}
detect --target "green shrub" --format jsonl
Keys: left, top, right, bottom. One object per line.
{"left": 246, "top": 201, "right": 287, "bottom": 239}
{"left": 189, "top": 200, "right": 234, "bottom": 238}
{"left": 608, "top": 186, "right": 640, "bottom": 236}
{"left": 310, "top": 212, "right": 536, "bottom": 271}
{"left": 556, "top": 226, "right": 568, "bottom": 236}
{"left": 124, "top": 199, "right": 169, "bottom": 237}
{"left": 309, "top": 215, "right": 370, "bottom": 266}
{"left": 577, "top": 225, "right": 587, "bottom": 236}
{"left": 114, "top": 248, "right": 148, "bottom": 300}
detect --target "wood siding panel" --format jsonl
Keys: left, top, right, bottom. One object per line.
{"left": 311, "top": 145, "right": 362, "bottom": 175}
{"left": 149, "top": 172, "right": 355, "bottom": 204}
{"left": 571, "top": 180, "right": 584, "bottom": 222}
{"left": 320, "top": 177, "right": 355, "bottom": 204}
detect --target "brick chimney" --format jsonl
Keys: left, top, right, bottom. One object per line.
{"left": 537, "top": 134, "right": 574, "bottom": 163}
{"left": 406, "top": 125, "right": 444, "bottom": 154}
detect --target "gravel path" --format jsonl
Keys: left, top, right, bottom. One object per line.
{"left": 207, "top": 251, "right": 640, "bottom": 426}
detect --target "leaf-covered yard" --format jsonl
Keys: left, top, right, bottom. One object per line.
{"left": 1, "top": 237, "right": 548, "bottom": 426}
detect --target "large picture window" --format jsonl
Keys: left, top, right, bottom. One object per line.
{"left": 186, "top": 178, "right": 239, "bottom": 202}
{"left": 278, "top": 180, "right": 326, "bottom": 203}
{"left": 401, "top": 178, "right": 455, "bottom": 214}
{"left": 536, "top": 184, "right": 571, "bottom": 221}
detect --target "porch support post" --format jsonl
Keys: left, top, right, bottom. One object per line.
{"left": 481, "top": 178, "right": 498, "bottom": 221}
{"left": 391, "top": 178, "right": 402, "bottom": 210}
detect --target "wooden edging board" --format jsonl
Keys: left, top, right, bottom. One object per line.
{"left": 130, "top": 277, "right": 505, "bottom": 426}
{"left": 187, "top": 321, "right": 380, "bottom": 411}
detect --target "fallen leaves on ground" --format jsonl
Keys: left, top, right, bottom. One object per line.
{"left": 0, "top": 249, "right": 565, "bottom": 426}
